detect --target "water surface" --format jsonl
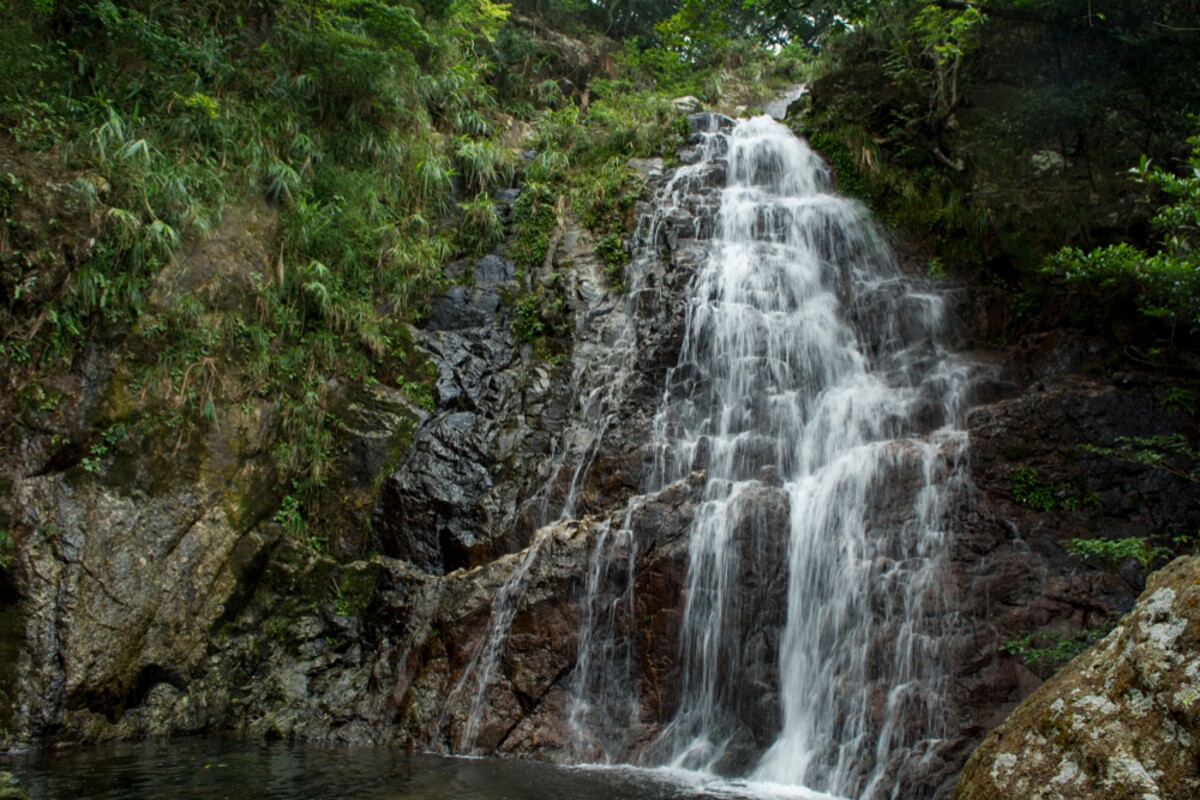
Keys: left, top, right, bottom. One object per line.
{"left": 2, "top": 738, "right": 835, "bottom": 800}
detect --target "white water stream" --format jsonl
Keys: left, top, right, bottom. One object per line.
{"left": 639, "top": 115, "right": 970, "bottom": 798}
{"left": 446, "top": 112, "right": 970, "bottom": 799}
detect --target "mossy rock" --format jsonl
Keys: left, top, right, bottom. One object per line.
{"left": 954, "top": 556, "right": 1200, "bottom": 800}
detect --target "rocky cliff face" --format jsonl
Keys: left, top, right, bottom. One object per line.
{"left": 0, "top": 111, "right": 1197, "bottom": 800}
{"left": 952, "top": 555, "right": 1200, "bottom": 800}
{"left": 0, "top": 112, "right": 704, "bottom": 750}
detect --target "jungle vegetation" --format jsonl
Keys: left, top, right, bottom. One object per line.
{"left": 0, "top": 0, "right": 1197, "bottom": 542}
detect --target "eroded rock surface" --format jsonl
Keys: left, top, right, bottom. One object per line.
{"left": 953, "top": 556, "right": 1200, "bottom": 800}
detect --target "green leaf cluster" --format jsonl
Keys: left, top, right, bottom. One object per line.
{"left": 1065, "top": 536, "right": 1171, "bottom": 570}
{"left": 1042, "top": 131, "right": 1200, "bottom": 336}
{"left": 1001, "top": 623, "right": 1115, "bottom": 674}
{"left": 1009, "top": 466, "right": 1055, "bottom": 511}
{"left": 1082, "top": 434, "right": 1200, "bottom": 484}
{"left": 594, "top": 232, "right": 629, "bottom": 291}
{"left": 510, "top": 293, "right": 547, "bottom": 341}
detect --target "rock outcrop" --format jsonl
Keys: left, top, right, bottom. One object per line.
{"left": 953, "top": 555, "right": 1200, "bottom": 800}
{"left": 1, "top": 105, "right": 1198, "bottom": 800}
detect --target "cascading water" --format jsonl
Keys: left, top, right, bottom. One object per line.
{"left": 442, "top": 109, "right": 970, "bottom": 798}
{"left": 626, "top": 114, "right": 970, "bottom": 798}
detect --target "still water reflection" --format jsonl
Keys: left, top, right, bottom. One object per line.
{"left": 2, "top": 738, "right": 828, "bottom": 800}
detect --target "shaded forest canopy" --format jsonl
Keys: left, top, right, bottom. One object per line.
{"left": 0, "top": 0, "right": 1197, "bottom": 541}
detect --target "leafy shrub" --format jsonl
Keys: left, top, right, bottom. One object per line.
{"left": 1162, "top": 387, "right": 1197, "bottom": 417}
{"left": 400, "top": 379, "right": 436, "bottom": 412}
{"left": 525, "top": 150, "right": 570, "bottom": 183}
{"left": 575, "top": 157, "right": 640, "bottom": 232}
{"left": 274, "top": 494, "right": 307, "bottom": 538}
{"left": 1043, "top": 135, "right": 1200, "bottom": 337}
{"left": 511, "top": 293, "right": 547, "bottom": 341}
{"left": 455, "top": 136, "right": 516, "bottom": 194}
{"left": 1001, "top": 622, "right": 1115, "bottom": 675}
{"left": 1065, "top": 536, "right": 1170, "bottom": 569}
{"left": 595, "top": 232, "right": 630, "bottom": 290}
{"left": 1082, "top": 434, "right": 1200, "bottom": 484}
{"left": 1010, "top": 466, "right": 1055, "bottom": 511}
{"left": 457, "top": 193, "right": 503, "bottom": 256}
{"left": 510, "top": 182, "right": 560, "bottom": 267}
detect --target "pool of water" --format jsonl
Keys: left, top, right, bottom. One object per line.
{"left": 0, "top": 738, "right": 839, "bottom": 800}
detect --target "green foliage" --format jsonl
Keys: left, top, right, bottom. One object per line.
{"left": 0, "top": 529, "right": 13, "bottom": 571}
{"left": 399, "top": 379, "right": 436, "bottom": 412}
{"left": 641, "top": 0, "right": 734, "bottom": 87}
{"left": 1061, "top": 491, "right": 1101, "bottom": 513}
{"left": 1001, "top": 622, "right": 1115, "bottom": 674}
{"left": 511, "top": 293, "right": 547, "bottom": 341}
{"left": 1045, "top": 243, "right": 1200, "bottom": 334}
{"left": 806, "top": 129, "right": 879, "bottom": 204}
{"left": 274, "top": 494, "right": 307, "bottom": 539}
{"left": 610, "top": 0, "right": 817, "bottom": 94}
{"left": 595, "top": 232, "right": 630, "bottom": 291}
{"left": 507, "top": 270, "right": 568, "bottom": 354}
{"left": 455, "top": 136, "right": 516, "bottom": 194}
{"left": 525, "top": 150, "right": 570, "bottom": 183}
{"left": 534, "top": 87, "right": 686, "bottom": 165}
{"left": 80, "top": 424, "right": 128, "bottom": 474}
{"left": 910, "top": 2, "right": 986, "bottom": 125}
{"left": 1010, "top": 466, "right": 1055, "bottom": 511}
{"left": 262, "top": 614, "right": 291, "bottom": 638}
{"left": 1043, "top": 132, "right": 1200, "bottom": 336}
{"left": 574, "top": 157, "right": 641, "bottom": 232}
{"left": 510, "top": 182, "right": 560, "bottom": 267}
{"left": 1082, "top": 434, "right": 1200, "bottom": 484}
{"left": 1065, "top": 536, "right": 1170, "bottom": 570}
{"left": 509, "top": 87, "right": 684, "bottom": 279}
{"left": 457, "top": 193, "right": 504, "bottom": 256}
{"left": 1162, "top": 387, "right": 1197, "bottom": 417}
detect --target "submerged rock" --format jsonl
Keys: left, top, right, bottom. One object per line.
{"left": 953, "top": 556, "right": 1200, "bottom": 800}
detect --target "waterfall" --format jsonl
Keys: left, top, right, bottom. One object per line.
{"left": 567, "top": 510, "right": 640, "bottom": 760}
{"left": 637, "top": 115, "right": 970, "bottom": 798}
{"left": 443, "top": 110, "right": 970, "bottom": 797}
{"left": 564, "top": 119, "right": 734, "bottom": 764}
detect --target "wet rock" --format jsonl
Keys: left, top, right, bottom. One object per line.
{"left": 627, "top": 158, "right": 664, "bottom": 181}
{"left": 687, "top": 112, "right": 734, "bottom": 140}
{"left": 375, "top": 411, "right": 495, "bottom": 573}
{"left": 336, "top": 384, "right": 422, "bottom": 490}
{"left": 0, "top": 199, "right": 288, "bottom": 747}
{"left": 932, "top": 366, "right": 1200, "bottom": 799}
{"left": 953, "top": 556, "right": 1200, "bottom": 800}
{"left": 7, "top": 401, "right": 280, "bottom": 745}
